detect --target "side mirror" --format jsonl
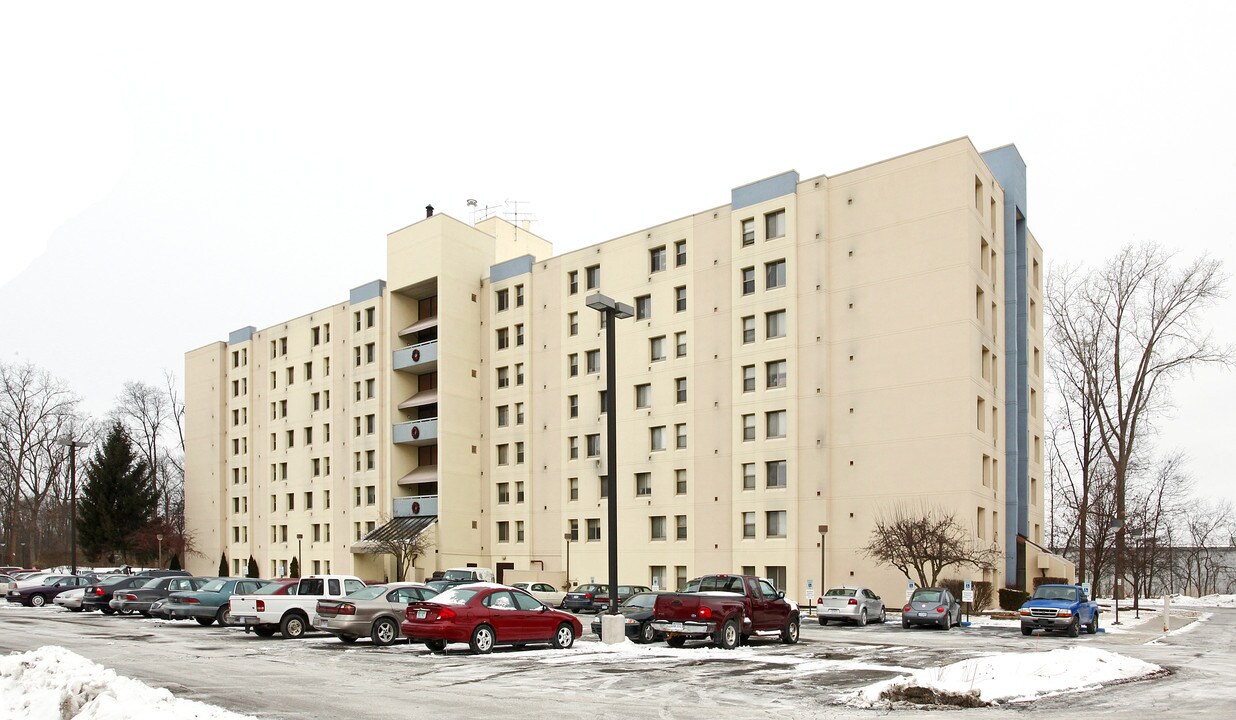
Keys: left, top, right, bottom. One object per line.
{"left": 539, "top": 605, "right": 549, "bottom": 612}
{"left": 777, "top": 591, "right": 785, "bottom": 599}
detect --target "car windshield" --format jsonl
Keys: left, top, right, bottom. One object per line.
{"left": 140, "top": 577, "right": 166, "bottom": 589}
{"left": 622, "top": 593, "right": 658, "bottom": 609}
{"left": 441, "top": 570, "right": 476, "bottom": 581}
{"left": 347, "top": 586, "right": 388, "bottom": 600}
{"left": 101, "top": 576, "right": 133, "bottom": 587}
{"left": 576, "top": 584, "right": 606, "bottom": 593}
{"left": 824, "top": 588, "right": 856, "bottom": 597}
{"left": 433, "top": 588, "right": 479, "bottom": 606}
{"left": 1033, "top": 586, "right": 1078, "bottom": 602}
{"left": 912, "top": 590, "right": 943, "bottom": 603}
{"left": 252, "top": 582, "right": 288, "bottom": 595}
{"left": 200, "top": 580, "right": 228, "bottom": 592}
{"left": 512, "top": 583, "right": 530, "bottom": 590}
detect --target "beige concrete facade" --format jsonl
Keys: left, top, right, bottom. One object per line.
{"left": 184, "top": 138, "right": 1050, "bottom": 603}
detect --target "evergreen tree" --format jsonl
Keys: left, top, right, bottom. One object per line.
{"left": 78, "top": 423, "right": 158, "bottom": 562}
{"left": 168, "top": 553, "right": 182, "bottom": 571}
{"left": 290, "top": 556, "right": 300, "bottom": 579}
{"left": 218, "top": 553, "right": 229, "bottom": 576}
{"left": 247, "top": 556, "right": 259, "bottom": 578}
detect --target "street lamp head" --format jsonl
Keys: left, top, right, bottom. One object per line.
{"left": 563, "top": 533, "right": 572, "bottom": 541}
{"left": 296, "top": 534, "right": 304, "bottom": 540}
{"left": 56, "top": 437, "right": 89, "bottom": 449}
{"left": 585, "top": 293, "right": 615, "bottom": 312}
{"left": 613, "top": 302, "right": 634, "bottom": 320}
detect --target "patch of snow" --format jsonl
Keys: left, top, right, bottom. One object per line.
{"left": 850, "top": 646, "right": 1160, "bottom": 706}
{"left": 0, "top": 646, "right": 256, "bottom": 720}
{"left": 1145, "top": 612, "right": 1213, "bottom": 644}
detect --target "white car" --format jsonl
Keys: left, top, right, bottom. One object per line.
{"left": 0, "top": 574, "right": 16, "bottom": 594}
{"left": 54, "top": 587, "right": 86, "bottom": 612}
{"left": 15, "top": 572, "right": 55, "bottom": 589}
{"left": 512, "top": 582, "right": 566, "bottom": 608}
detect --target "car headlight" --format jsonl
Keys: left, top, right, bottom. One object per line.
{"left": 625, "top": 618, "right": 638, "bottom": 625}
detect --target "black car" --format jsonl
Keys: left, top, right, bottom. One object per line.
{"left": 6, "top": 574, "right": 97, "bottom": 607}
{"left": 111, "top": 576, "right": 211, "bottom": 616}
{"left": 589, "top": 592, "right": 666, "bottom": 643}
{"left": 83, "top": 575, "right": 156, "bottom": 614}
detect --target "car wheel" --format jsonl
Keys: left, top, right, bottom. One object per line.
{"left": 280, "top": 613, "right": 308, "bottom": 639}
{"left": 902, "top": 617, "right": 911, "bottom": 629}
{"left": 469, "top": 624, "right": 495, "bottom": 654}
{"left": 31, "top": 594, "right": 47, "bottom": 607}
{"left": 139, "top": 611, "right": 151, "bottom": 618}
{"left": 781, "top": 617, "right": 800, "bottom": 644}
{"left": 856, "top": 609, "right": 867, "bottom": 627}
{"left": 215, "top": 605, "right": 230, "bottom": 626}
{"left": 941, "top": 613, "right": 951, "bottom": 631}
{"left": 818, "top": 617, "right": 828, "bottom": 626}
{"left": 1087, "top": 615, "right": 1099, "bottom": 635}
{"left": 195, "top": 617, "right": 215, "bottom": 626}
{"left": 339, "top": 634, "right": 359, "bottom": 644}
{"left": 878, "top": 606, "right": 887, "bottom": 623}
{"left": 1021, "top": 625, "right": 1033, "bottom": 636}
{"left": 1066, "top": 617, "right": 1080, "bottom": 638}
{"left": 638, "top": 622, "right": 656, "bottom": 644}
{"left": 253, "top": 626, "right": 277, "bottom": 637}
{"left": 100, "top": 607, "right": 116, "bottom": 616}
{"left": 552, "top": 623, "right": 576, "bottom": 649}
{"left": 371, "top": 618, "right": 399, "bottom": 647}
{"left": 715, "top": 619, "right": 739, "bottom": 650}
{"left": 666, "top": 636, "right": 687, "bottom": 648}
{"left": 71, "top": 608, "right": 84, "bottom": 613}
{"left": 425, "top": 640, "right": 447, "bottom": 652}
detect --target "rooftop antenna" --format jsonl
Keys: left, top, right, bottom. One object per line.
{"left": 467, "top": 198, "right": 478, "bottom": 224}
{"left": 505, "top": 199, "right": 536, "bottom": 229}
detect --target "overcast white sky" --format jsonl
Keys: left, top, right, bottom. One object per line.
{"left": 2, "top": 2, "right": 1233, "bottom": 504}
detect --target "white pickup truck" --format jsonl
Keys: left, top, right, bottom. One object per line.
{"left": 229, "top": 574, "right": 365, "bottom": 638}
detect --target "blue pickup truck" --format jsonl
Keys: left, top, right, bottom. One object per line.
{"left": 1019, "top": 584, "right": 1099, "bottom": 637}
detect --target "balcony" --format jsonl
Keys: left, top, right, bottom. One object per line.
{"left": 393, "top": 339, "right": 438, "bottom": 373}
{"left": 393, "top": 418, "right": 438, "bottom": 446}
{"left": 393, "top": 495, "right": 438, "bottom": 518}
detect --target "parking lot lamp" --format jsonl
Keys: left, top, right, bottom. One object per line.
{"left": 57, "top": 436, "right": 89, "bottom": 575}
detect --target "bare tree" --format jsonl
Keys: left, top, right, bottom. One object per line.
{"left": 1177, "top": 498, "right": 1235, "bottom": 595}
{"left": 366, "top": 515, "right": 436, "bottom": 582}
{"left": 1048, "top": 242, "right": 1232, "bottom": 598}
{"left": 862, "top": 504, "right": 1003, "bottom": 588}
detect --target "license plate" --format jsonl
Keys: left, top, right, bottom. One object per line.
{"left": 416, "top": 610, "right": 427, "bottom": 619}
{"left": 319, "top": 618, "right": 329, "bottom": 626}
{"left": 237, "top": 616, "right": 258, "bottom": 624}
{"left": 667, "top": 622, "right": 684, "bottom": 632}
{"left": 828, "top": 608, "right": 839, "bottom": 613}
{"left": 918, "top": 612, "right": 927, "bottom": 617}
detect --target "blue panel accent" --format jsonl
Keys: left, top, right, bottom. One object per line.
{"left": 731, "top": 171, "right": 800, "bottom": 211}
{"left": 490, "top": 255, "right": 535, "bottom": 284}
{"left": 228, "top": 326, "right": 255, "bottom": 345}
{"left": 349, "top": 279, "right": 386, "bottom": 305}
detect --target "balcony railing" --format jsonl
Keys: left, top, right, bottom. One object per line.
{"left": 393, "top": 339, "right": 438, "bottom": 372}
{"left": 393, "top": 495, "right": 438, "bottom": 517}
{"left": 393, "top": 418, "right": 437, "bottom": 446}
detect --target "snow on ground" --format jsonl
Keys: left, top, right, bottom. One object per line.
{"left": 1145, "top": 612, "right": 1214, "bottom": 644}
{"left": 850, "top": 646, "right": 1160, "bottom": 706}
{"left": 0, "top": 646, "right": 255, "bottom": 720}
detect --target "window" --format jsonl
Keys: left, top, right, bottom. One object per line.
{"left": 765, "top": 209, "right": 785, "bottom": 239}
{"left": 586, "top": 434, "right": 601, "bottom": 458}
{"left": 365, "top": 342, "right": 376, "bottom": 363}
{"left": 568, "top": 519, "right": 579, "bottom": 541}
{"left": 675, "top": 239, "right": 686, "bottom": 266}
{"left": 568, "top": 312, "right": 578, "bottom": 336}
{"left": 635, "top": 472, "right": 651, "bottom": 496}
{"left": 675, "top": 423, "right": 687, "bottom": 449}
{"left": 516, "top": 442, "right": 525, "bottom": 464}
{"left": 365, "top": 307, "right": 376, "bottom": 328}
{"left": 766, "top": 510, "right": 787, "bottom": 538}
{"left": 515, "top": 400, "right": 523, "bottom": 423}
{"left": 567, "top": 395, "right": 578, "bottom": 418}
{"left": 766, "top": 360, "right": 786, "bottom": 389}
{"left": 742, "top": 414, "right": 755, "bottom": 441}
{"left": 742, "top": 463, "right": 756, "bottom": 490}
{"left": 741, "top": 218, "right": 755, "bottom": 246}
{"left": 569, "top": 436, "right": 579, "bottom": 459}
{"left": 674, "top": 286, "right": 686, "bottom": 312}
{"left": 599, "top": 475, "right": 609, "bottom": 498}
{"left": 650, "top": 516, "right": 666, "bottom": 541}
{"left": 497, "top": 366, "right": 509, "bottom": 389}
{"left": 766, "top": 460, "right": 787, "bottom": 488}
{"left": 741, "top": 266, "right": 756, "bottom": 295}
{"left": 675, "top": 515, "right": 687, "bottom": 540}
{"left": 586, "top": 350, "right": 601, "bottom": 374}
{"left": 675, "top": 469, "right": 687, "bottom": 495}
{"left": 496, "top": 328, "right": 509, "bottom": 349}
{"left": 516, "top": 521, "right": 525, "bottom": 542}
{"left": 304, "top": 361, "right": 313, "bottom": 381}
{"left": 568, "top": 353, "right": 579, "bottom": 376}
{"left": 304, "top": 492, "right": 314, "bottom": 510}
{"left": 497, "top": 444, "right": 510, "bottom": 465}
{"left": 649, "top": 246, "right": 666, "bottom": 273}
{"left": 649, "top": 336, "right": 666, "bottom": 362}
{"left": 515, "top": 324, "right": 524, "bottom": 347}
{"left": 366, "top": 414, "right": 376, "bottom": 435}
{"left": 766, "top": 310, "right": 787, "bottom": 338}
{"left": 742, "top": 365, "right": 756, "bottom": 392}
{"left": 515, "top": 363, "right": 524, "bottom": 386}
{"left": 515, "top": 284, "right": 524, "bottom": 307}
{"left": 742, "top": 512, "right": 756, "bottom": 538}
{"left": 586, "top": 264, "right": 600, "bottom": 290}
{"left": 496, "top": 288, "right": 509, "bottom": 311}
{"left": 286, "top": 367, "right": 294, "bottom": 386}
{"left": 365, "top": 378, "right": 375, "bottom": 399}
{"left": 675, "top": 377, "right": 687, "bottom": 403}
{"left": 497, "top": 521, "right": 510, "bottom": 543}
{"left": 366, "top": 485, "right": 376, "bottom": 505}
{"left": 497, "top": 405, "right": 509, "bottom": 427}
{"left": 568, "top": 270, "right": 578, "bottom": 295}
{"left": 765, "top": 259, "right": 786, "bottom": 289}
{"left": 587, "top": 518, "right": 601, "bottom": 541}
{"left": 286, "top": 430, "right": 295, "bottom": 448}
{"left": 650, "top": 426, "right": 666, "bottom": 451}
{"left": 766, "top": 410, "right": 787, "bottom": 438}
{"left": 635, "top": 295, "right": 651, "bottom": 320}
{"left": 634, "top": 383, "right": 652, "bottom": 409}
{"left": 764, "top": 567, "right": 786, "bottom": 593}
{"left": 675, "top": 331, "right": 687, "bottom": 358}
{"left": 569, "top": 477, "right": 579, "bottom": 501}
{"left": 497, "top": 483, "right": 510, "bottom": 504}
{"left": 366, "top": 450, "right": 375, "bottom": 470}
{"left": 742, "top": 316, "right": 756, "bottom": 344}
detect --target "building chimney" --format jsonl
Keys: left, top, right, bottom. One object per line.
{"left": 426, "top": 204, "right": 434, "bottom": 218}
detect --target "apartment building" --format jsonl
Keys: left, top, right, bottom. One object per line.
{"left": 184, "top": 137, "right": 1060, "bottom": 600}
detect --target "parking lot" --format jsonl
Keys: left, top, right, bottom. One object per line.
{"left": 2, "top": 604, "right": 1233, "bottom": 718}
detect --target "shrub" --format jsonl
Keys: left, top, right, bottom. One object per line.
{"left": 941, "top": 579, "right": 964, "bottom": 600}
{"left": 168, "top": 553, "right": 182, "bottom": 571}
{"left": 1032, "top": 576, "right": 1068, "bottom": 590}
{"left": 972, "top": 581, "right": 994, "bottom": 611}
{"left": 998, "top": 587, "right": 1030, "bottom": 610}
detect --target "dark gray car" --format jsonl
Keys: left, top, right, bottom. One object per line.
{"left": 901, "top": 587, "right": 962, "bottom": 630}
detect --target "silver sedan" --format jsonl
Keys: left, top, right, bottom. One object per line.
{"left": 816, "top": 586, "right": 886, "bottom": 626}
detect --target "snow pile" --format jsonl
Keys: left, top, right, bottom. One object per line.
{"left": 853, "top": 646, "right": 1160, "bottom": 706}
{"left": 0, "top": 646, "right": 255, "bottom": 720}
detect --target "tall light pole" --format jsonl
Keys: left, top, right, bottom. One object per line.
{"left": 157, "top": 533, "right": 164, "bottom": 568}
{"left": 296, "top": 533, "right": 304, "bottom": 577}
{"left": 57, "top": 437, "right": 89, "bottom": 575}
{"left": 563, "top": 532, "right": 573, "bottom": 590}
{"left": 586, "top": 292, "right": 633, "bottom": 645}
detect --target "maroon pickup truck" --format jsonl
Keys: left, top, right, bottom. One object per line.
{"left": 649, "top": 574, "right": 800, "bottom": 649}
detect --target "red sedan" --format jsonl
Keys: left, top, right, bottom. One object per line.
{"left": 402, "top": 583, "right": 583, "bottom": 654}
